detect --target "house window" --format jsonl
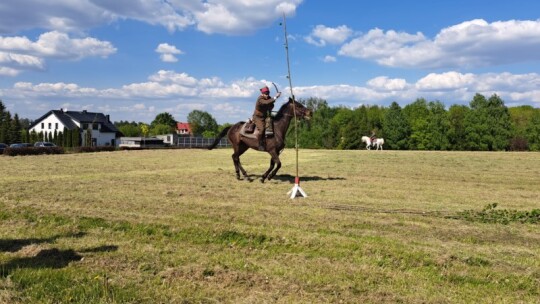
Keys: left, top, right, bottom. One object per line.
{"left": 48, "top": 123, "right": 52, "bottom": 129}
{"left": 82, "top": 123, "right": 89, "bottom": 129}
{"left": 55, "top": 123, "right": 58, "bottom": 129}
{"left": 41, "top": 123, "right": 44, "bottom": 129}
{"left": 93, "top": 123, "right": 99, "bottom": 130}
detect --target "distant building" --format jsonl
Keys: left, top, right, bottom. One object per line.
{"left": 176, "top": 122, "right": 192, "bottom": 136}
{"left": 118, "top": 137, "right": 165, "bottom": 148}
{"left": 29, "top": 109, "right": 121, "bottom": 146}
{"left": 156, "top": 133, "right": 177, "bottom": 146}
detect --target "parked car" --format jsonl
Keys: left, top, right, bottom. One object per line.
{"left": 9, "top": 143, "right": 33, "bottom": 148}
{"left": 34, "top": 142, "right": 57, "bottom": 147}
{"left": 0, "top": 143, "right": 7, "bottom": 154}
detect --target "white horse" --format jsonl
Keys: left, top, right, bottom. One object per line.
{"left": 361, "top": 136, "right": 384, "bottom": 150}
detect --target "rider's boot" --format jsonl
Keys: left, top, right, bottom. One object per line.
{"left": 257, "top": 133, "right": 265, "bottom": 151}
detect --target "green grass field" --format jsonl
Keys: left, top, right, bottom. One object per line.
{"left": 1, "top": 149, "right": 539, "bottom": 303}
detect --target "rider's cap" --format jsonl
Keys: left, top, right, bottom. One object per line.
{"left": 260, "top": 86, "right": 270, "bottom": 93}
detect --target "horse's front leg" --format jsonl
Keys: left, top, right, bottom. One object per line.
{"left": 261, "top": 159, "right": 275, "bottom": 183}
{"left": 268, "top": 158, "right": 281, "bottom": 180}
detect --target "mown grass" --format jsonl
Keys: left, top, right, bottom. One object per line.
{"left": 0, "top": 149, "right": 539, "bottom": 303}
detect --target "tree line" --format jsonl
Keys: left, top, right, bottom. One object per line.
{"left": 287, "top": 93, "right": 540, "bottom": 151}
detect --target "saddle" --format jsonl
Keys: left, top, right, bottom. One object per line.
{"left": 240, "top": 117, "right": 274, "bottom": 139}
{"left": 240, "top": 119, "right": 258, "bottom": 139}
{"left": 244, "top": 120, "right": 256, "bottom": 134}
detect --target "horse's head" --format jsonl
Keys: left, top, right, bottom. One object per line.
{"left": 288, "top": 97, "right": 312, "bottom": 120}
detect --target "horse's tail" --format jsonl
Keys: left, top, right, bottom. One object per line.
{"left": 207, "top": 126, "right": 231, "bottom": 150}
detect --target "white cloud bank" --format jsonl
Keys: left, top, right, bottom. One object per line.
{"left": 0, "top": 0, "right": 303, "bottom": 35}
{"left": 2, "top": 70, "right": 540, "bottom": 124}
{"left": 339, "top": 19, "right": 540, "bottom": 69}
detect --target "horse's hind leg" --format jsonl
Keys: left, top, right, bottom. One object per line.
{"left": 232, "top": 144, "right": 249, "bottom": 180}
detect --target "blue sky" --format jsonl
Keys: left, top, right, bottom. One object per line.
{"left": 2, "top": 0, "right": 540, "bottom": 124}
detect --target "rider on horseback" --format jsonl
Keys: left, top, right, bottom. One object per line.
{"left": 370, "top": 130, "right": 377, "bottom": 146}
{"left": 253, "top": 86, "right": 281, "bottom": 151}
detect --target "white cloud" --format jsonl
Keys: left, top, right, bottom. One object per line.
{"left": 338, "top": 19, "right": 540, "bottom": 69}
{"left": 322, "top": 55, "right": 336, "bottom": 63}
{"left": 367, "top": 76, "right": 408, "bottom": 91}
{"left": 416, "top": 72, "right": 476, "bottom": 91}
{"left": 305, "top": 25, "right": 353, "bottom": 47}
{"left": 0, "top": 31, "right": 116, "bottom": 75}
{"left": 155, "top": 43, "right": 183, "bottom": 62}
{"left": 192, "top": 0, "right": 302, "bottom": 35}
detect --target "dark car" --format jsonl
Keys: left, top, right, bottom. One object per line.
{"left": 0, "top": 143, "right": 7, "bottom": 154}
{"left": 34, "top": 142, "right": 57, "bottom": 147}
{"left": 9, "top": 143, "right": 33, "bottom": 148}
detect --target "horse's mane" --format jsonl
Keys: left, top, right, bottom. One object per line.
{"left": 273, "top": 100, "right": 295, "bottom": 120}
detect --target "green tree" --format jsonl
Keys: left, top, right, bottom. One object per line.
{"left": 509, "top": 105, "right": 535, "bottom": 150}
{"left": 425, "top": 101, "right": 450, "bottom": 150}
{"left": 140, "top": 124, "right": 150, "bottom": 137}
{"left": 486, "top": 94, "right": 511, "bottom": 150}
{"left": 526, "top": 109, "right": 540, "bottom": 151}
{"left": 10, "top": 113, "right": 22, "bottom": 144}
{"left": 1, "top": 111, "right": 12, "bottom": 144}
{"left": 150, "top": 124, "right": 173, "bottom": 136}
{"left": 64, "top": 128, "right": 72, "bottom": 147}
{"left": 116, "top": 121, "right": 141, "bottom": 137}
{"left": 187, "top": 110, "right": 218, "bottom": 136}
{"left": 72, "top": 127, "right": 80, "bottom": 147}
{"left": 447, "top": 105, "right": 470, "bottom": 150}
{"left": 403, "top": 98, "right": 430, "bottom": 150}
{"left": 85, "top": 127, "right": 92, "bottom": 146}
{"left": 464, "top": 93, "right": 511, "bottom": 151}
{"left": 151, "top": 112, "right": 176, "bottom": 131}
{"left": 464, "top": 94, "right": 490, "bottom": 150}
{"left": 383, "top": 102, "right": 409, "bottom": 150}
{"left": 292, "top": 98, "right": 338, "bottom": 149}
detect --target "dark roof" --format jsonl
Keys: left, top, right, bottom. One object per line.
{"left": 29, "top": 110, "right": 119, "bottom": 133}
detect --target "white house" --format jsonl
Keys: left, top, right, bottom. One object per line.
{"left": 29, "top": 109, "right": 121, "bottom": 146}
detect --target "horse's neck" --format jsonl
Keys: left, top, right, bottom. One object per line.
{"left": 273, "top": 108, "right": 294, "bottom": 139}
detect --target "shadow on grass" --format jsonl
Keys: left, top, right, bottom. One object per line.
{"left": 0, "top": 232, "right": 118, "bottom": 277}
{"left": 0, "top": 232, "right": 86, "bottom": 253}
{"left": 0, "top": 245, "right": 118, "bottom": 277}
{"left": 241, "top": 173, "right": 346, "bottom": 183}
{"left": 0, "top": 248, "right": 83, "bottom": 277}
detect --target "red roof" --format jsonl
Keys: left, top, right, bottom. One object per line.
{"left": 176, "top": 122, "right": 192, "bottom": 134}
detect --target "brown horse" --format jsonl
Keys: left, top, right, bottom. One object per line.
{"left": 208, "top": 98, "right": 312, "bottom": 182}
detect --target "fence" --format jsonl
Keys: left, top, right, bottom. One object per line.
{"left": 176, "top": 136, "right": 230, "bottom": 148}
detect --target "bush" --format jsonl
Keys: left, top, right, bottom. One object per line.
{"left": 3, "top": 146, "right": 64, "bottom": 156}
{"left": 456, "top": 203, "right": 540, "bottom": 224}
{"left": 509, "top": 137, "right": 528, "bottom": 151}
{"left": 74, "top": 146, "right": 116, "bottom": 153}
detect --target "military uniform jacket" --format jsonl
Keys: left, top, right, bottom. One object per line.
{"left": 253, "top": 95, "right": 276, "bottom": 118}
